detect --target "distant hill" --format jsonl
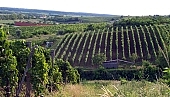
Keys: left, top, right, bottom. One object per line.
{"left": 0, "top": 7, "right": 118, "bottom": 17}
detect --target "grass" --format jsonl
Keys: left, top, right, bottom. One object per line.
{"left": 0, "top": 80, "right": 169, "bottom": 97}
{"left": 44, "top": 80, "right": 170, "bottom": 97}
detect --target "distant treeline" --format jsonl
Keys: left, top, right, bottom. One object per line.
{"left": 0, "top": 13, "right": 41, "bottom": 20}
{"left": 47, "top": 17, "right": 80, "bottom": 23}
{"left": 113, "top": 16, "right": 170, "bottom": 27}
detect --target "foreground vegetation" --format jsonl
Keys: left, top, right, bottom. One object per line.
{"left": 45, "top": 80, "right": 170, "bottom": 97}
{"left": 0, "top": 28, "right": 80, "bottom": 97}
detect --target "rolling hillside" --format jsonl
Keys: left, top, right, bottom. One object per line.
{"left": 55, "top": 25, "right": 166, "bottom": 68}
{"left": 0, "top": 7, "right": 117, "bottom": 17}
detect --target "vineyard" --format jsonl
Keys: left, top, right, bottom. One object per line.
{"left": 1, "top": 6, "right": 170, "bottom": 97}
{"left": 1, "top": 17, "right": 170, "bottom": 96}
{"left": 5, "top": 23, "right": 107, "bottom": 38}
{"left": 55, "top": 25, "right": 166, "bottom": 68}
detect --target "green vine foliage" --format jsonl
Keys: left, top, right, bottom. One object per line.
{"left": 56, "top": 59, "right": 80, "bottom": 84}
{"left": 162, "top": 46, "right": 170, "bottom": 86}
{"left": 142, "top": 60, "right": 158, "bottom": 82}
{"left": 10, "top": 40, "right": 30, "bottom": 81}
{"left": 47, "top": 51, "right": 62, "bottom": 91}
{"left": 163, "top": 67, "right": 170, "bottom": 86}
{"left": 50, "top": 65, "right": 62, "bottom": 90}
{"left": 0, "top": 26, "right": 80, "bottom": 96}
{"left": 0, "top": 27, "right": 18, "bottom": 95}
{"left": 92, "top": 53, "right": 106, "bottom": 66}
{"left": 31, "top": 46, "right": 49, "bottom": 96}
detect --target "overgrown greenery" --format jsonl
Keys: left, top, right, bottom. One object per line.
{"left": 92, "top": 53, "right": 106, "bottom": 66}
{"left": 0, "top": 26, "right": 18, "bottom": 96}
{"left": 56, "top": 59, "right": 80, "bottom": 84}
{"left": 77, "top": 65, "right": 160, "bottom": 81}
{"left": 0, "top": 27, "right": 80, "bottom": 97}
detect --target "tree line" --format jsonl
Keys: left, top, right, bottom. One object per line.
{"left": 113, "top": 16, "right": 170, "bottom": 27}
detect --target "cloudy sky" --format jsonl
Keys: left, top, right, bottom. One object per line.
{"left": 0, "top": 0, "right": 170, "bottom": 16}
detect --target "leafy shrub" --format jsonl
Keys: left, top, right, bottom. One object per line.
{"left": 78, "top": 68, "right": 161, "bottom": 81}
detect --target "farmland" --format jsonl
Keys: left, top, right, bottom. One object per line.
{"left": 6, "top": 23, "right": 107, "bottom": 39}
{"left": 0, "top": 14, "right": 170, "bottom": 96}
{"left": 55, "top": 25, "right": 166, "bottom": 68}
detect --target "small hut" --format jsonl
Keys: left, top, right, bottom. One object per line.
{"left": 103, "top": 59, "right": 134, "bottom": 69}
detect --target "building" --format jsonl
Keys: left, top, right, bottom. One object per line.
{"left": 45, "top": 41, "right": 53, "bottom": 48}
{"left": 103, "top": 59, "right": 134, "bottom": 69}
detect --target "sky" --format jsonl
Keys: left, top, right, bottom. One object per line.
{"left": 0, "top": 0, "right": 170, "bottom": 16}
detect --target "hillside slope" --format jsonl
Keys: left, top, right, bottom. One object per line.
{"left": 55, "top": 25, "right": 166, "bottom": 68}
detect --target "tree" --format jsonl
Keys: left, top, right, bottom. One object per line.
{"left": 56, "top": 59, "right": 80, "bottom": 84}
{"left": 142, "top": 60, "right": 158, "bottom": 81}
{"left": 92, "top": 53, "right": 106, "bottom": 67}
{"left": 0, "top": 26, "right": 18, "bottom": 97}
{"left": 129, "top": 53, "right": 138, "bottom": 63}
{"left": 84, "top": 24, "right": 94, "bottom": 32}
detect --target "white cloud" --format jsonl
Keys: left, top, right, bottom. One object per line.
{"left": 0, "top": 0, "right": 170, "bottom": 16}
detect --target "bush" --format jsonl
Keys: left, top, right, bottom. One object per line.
{"left": 78, "top": 68, "right": 161, "bottom": 81}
